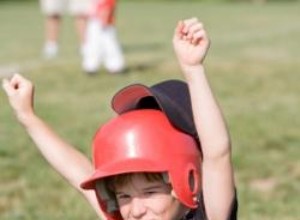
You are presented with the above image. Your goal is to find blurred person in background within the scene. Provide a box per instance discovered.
[82,0,125,75]
[40,0,93,59]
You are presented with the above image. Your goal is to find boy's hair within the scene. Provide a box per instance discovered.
[105,172,165,192]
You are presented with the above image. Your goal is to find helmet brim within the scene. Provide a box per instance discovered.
[81,158,167,189]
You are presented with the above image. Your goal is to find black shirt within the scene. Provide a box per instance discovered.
[181,192,238,220]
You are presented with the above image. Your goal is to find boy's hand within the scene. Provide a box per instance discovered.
[173,17,210,70]
[2,73,35,123]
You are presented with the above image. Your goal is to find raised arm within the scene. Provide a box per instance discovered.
[2,74,105,219]
[173,18,235,220]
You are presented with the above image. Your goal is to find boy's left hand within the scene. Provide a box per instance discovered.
[173,17,210,69]
[2,73,35,123]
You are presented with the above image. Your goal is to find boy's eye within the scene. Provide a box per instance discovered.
[144,191,157,196]
[116,194,131,200]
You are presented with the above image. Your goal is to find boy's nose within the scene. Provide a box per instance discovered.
[130,197,147,218]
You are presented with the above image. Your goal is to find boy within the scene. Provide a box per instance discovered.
[3,18,237,219]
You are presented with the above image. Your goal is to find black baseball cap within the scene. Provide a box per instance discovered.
[111,79,198,139]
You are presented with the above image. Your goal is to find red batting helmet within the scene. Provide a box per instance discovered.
[81,110,201,220]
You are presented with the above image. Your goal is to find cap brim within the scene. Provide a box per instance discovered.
[80,159,167,190]
[111,84,155,114]
[111,80,198,138]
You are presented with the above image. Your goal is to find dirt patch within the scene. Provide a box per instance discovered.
[250,177,277,193]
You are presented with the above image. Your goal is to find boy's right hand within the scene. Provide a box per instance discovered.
[2,73,35,124]
[173,17,210,73]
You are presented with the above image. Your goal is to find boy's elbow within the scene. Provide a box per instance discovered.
[202,137,232,161]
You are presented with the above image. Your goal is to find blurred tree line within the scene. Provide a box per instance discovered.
[0,0,299,2]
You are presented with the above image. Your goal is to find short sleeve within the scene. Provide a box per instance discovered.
[182,190,238,220]
[227,190,238,220]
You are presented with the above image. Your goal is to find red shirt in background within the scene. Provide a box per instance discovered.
[94,0,116,26]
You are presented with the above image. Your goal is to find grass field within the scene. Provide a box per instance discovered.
[0,1,300,219]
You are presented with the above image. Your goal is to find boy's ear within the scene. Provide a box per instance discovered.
[171,189,179,199]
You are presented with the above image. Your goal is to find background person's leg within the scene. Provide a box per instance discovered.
[43,15,61,59]
[39,0,65,59]
[74,15,88,55]
[102,26,125,74]
[69,0,93,55]
[81,19,104,75]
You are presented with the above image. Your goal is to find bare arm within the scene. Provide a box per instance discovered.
[2,74,105,219]
[173,18,235,220]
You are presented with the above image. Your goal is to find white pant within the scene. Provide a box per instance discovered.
[40,0,93,16]
[82,19,125,73]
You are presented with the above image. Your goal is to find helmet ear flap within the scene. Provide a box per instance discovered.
[169,163,200,208]
[187,167,200,196]
[185,164,200,207]
[95,181,119,213]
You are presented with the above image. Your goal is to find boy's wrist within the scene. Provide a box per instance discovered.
[17,111,37,128]
[180,64,205,80]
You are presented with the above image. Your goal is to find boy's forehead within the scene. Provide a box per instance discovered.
[113,173,168,190]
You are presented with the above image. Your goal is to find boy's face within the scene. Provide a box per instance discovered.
[114,174,188,220]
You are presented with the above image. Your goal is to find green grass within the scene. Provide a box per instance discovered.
[1,1,300,219]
